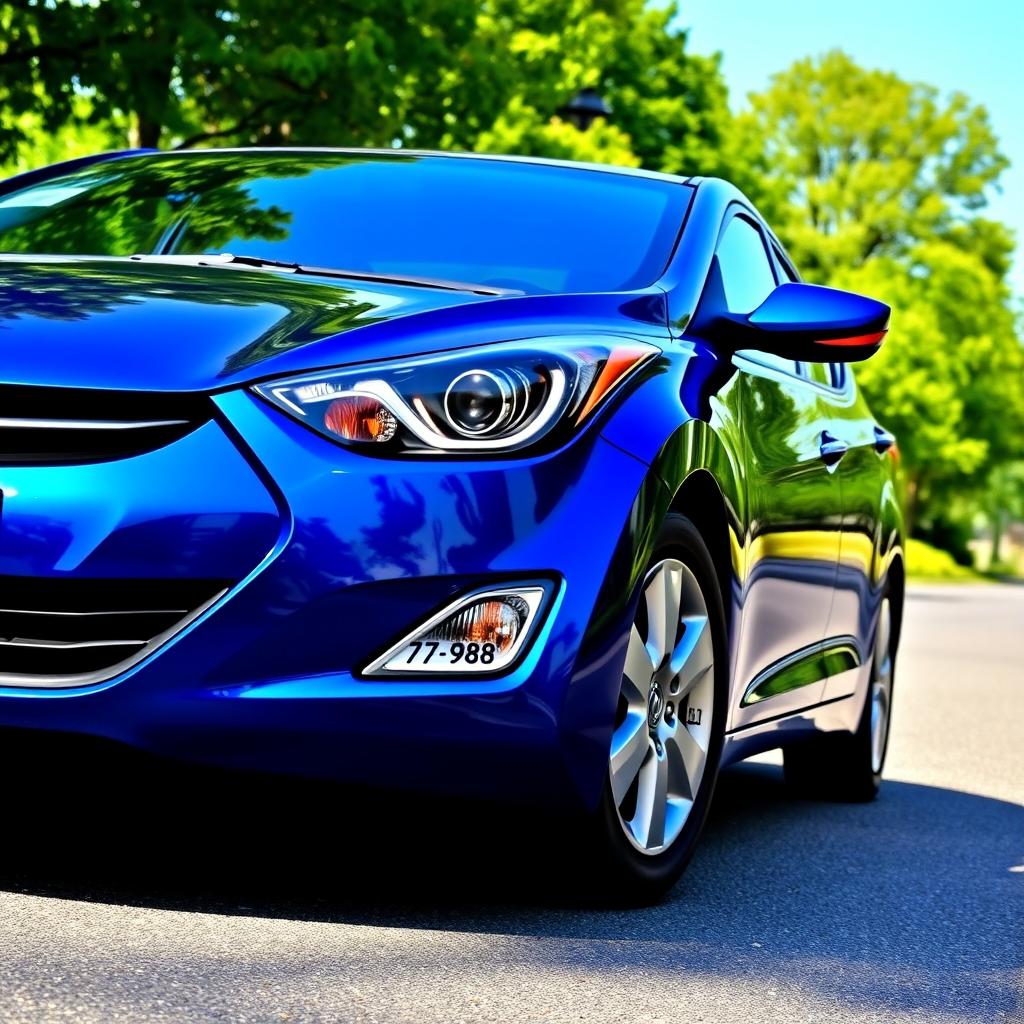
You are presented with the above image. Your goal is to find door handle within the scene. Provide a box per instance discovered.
[819,431,849,467]
[873,425,896,453]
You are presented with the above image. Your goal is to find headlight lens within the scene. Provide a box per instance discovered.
[253,337,658,455]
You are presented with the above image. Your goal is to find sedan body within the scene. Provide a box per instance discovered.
[0,150,902,892]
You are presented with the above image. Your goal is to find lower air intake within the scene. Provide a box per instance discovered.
[0,576,229,687]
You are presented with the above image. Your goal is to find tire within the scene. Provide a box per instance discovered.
[584,512,729,902]
[783,590,896,802]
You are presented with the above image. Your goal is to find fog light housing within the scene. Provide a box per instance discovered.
[362,586,547,675]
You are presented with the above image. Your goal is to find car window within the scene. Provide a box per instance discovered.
[771,243,799,283]
[802,361,833,386]
[0,152,691,295]
[716,217,777,314]
[719,217,799,376]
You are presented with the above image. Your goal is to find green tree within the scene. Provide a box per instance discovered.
[1,0,742,179]
[745,51,1024,537]
[742,50,1009,281]
[1,0,226,154]
[416,0,745,177]
[0,0,477,155]
[834,245,1023,531]
[983,462,1024,569]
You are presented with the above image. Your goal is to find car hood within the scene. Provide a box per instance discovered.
[0,257,668,392]
[0,256,521,392]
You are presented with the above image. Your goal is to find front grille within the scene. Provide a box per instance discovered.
[0,384,212,464]
[0,576,230,686]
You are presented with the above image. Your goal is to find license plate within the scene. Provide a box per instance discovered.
[394,639,499,671]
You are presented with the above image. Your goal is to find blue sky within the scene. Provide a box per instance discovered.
[677,0,1024,295]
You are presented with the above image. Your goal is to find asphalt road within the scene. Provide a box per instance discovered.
[0,583,1021,1023]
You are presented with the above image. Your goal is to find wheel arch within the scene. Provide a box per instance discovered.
[559,416,744,811]
[667,468,735,634]
[886,551,905,654]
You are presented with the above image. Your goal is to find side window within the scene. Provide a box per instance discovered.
[771,244,799,283]
[802,361,833,387]
[716,217,777,314]
[717,217,798,375]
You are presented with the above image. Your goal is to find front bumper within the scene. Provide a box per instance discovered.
[0,390,651,808]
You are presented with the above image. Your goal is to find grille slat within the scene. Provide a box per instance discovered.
[0,385,211,464]
[0,576,229,685]
[0,638,148,648]
[0,608,186,643]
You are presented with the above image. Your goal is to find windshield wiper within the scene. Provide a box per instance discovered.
[128,252,521,297]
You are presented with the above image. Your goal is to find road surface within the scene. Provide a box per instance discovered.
[1,583,1021,1023]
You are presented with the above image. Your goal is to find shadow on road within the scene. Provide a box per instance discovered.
[2,735,1021,1019]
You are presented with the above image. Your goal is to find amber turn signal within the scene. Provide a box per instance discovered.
[324,395,398,443]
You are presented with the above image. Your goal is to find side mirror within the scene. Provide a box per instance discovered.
[707,282,890,363]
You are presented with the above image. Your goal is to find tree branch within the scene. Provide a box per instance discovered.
[173,102,275,150]
[0,33,133,66]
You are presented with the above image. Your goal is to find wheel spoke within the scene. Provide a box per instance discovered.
[670,614,713,698]
[871,598,893,773]
[874,600,891,673]
[644,561,682,668]
[624,623,656,696]
[630,748,668,849]
[666,722,707,800]
[609,714,650,805]
[874,680,890,714]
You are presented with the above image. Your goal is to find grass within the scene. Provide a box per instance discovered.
[905,537,984,582]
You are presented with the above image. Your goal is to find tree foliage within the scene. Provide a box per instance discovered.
[742,50,1010,280]
[0,0,478,152]
[414,0,745,177]
[0,0,743,177]
[746,51,1023,536]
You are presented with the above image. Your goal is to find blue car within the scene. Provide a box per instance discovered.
[0,149,902,896]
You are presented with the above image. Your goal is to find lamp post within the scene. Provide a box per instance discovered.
[559,87,612,131]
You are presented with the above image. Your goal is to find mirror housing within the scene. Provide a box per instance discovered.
[706,282,890,363]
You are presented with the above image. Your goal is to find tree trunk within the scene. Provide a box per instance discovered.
[989,510,1004,567]
[904,472,923,538]
[134,115,163,149]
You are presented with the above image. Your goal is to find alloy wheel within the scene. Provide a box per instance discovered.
[609,558,715,855]
[870,597,893,774]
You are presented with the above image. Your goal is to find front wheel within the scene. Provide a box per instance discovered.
[585,513,728,901]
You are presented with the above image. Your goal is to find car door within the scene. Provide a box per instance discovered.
[813,363,892,702]
[714,216,845,730]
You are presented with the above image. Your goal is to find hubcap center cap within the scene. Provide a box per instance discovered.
[647,680,665,729]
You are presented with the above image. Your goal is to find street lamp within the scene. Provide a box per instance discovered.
[559,87,612,131]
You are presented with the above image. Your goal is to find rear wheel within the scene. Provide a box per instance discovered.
[784,594,895,801]
[586,514,728,901]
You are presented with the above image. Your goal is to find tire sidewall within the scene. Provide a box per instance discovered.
[596,512,730,894]
[863,584,897,790]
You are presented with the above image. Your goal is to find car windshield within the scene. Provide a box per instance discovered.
[0,151,689,294]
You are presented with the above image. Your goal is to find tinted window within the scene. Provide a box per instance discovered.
[802,361,834,386]
[801,360,844,388]
[772,244,799,283]
[719,217,798,375]
[0,153,689,294]
[716,217,777,314]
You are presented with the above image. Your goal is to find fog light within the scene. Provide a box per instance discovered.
[363,587,546,675]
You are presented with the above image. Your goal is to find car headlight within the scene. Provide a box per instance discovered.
[253,337,658,455]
